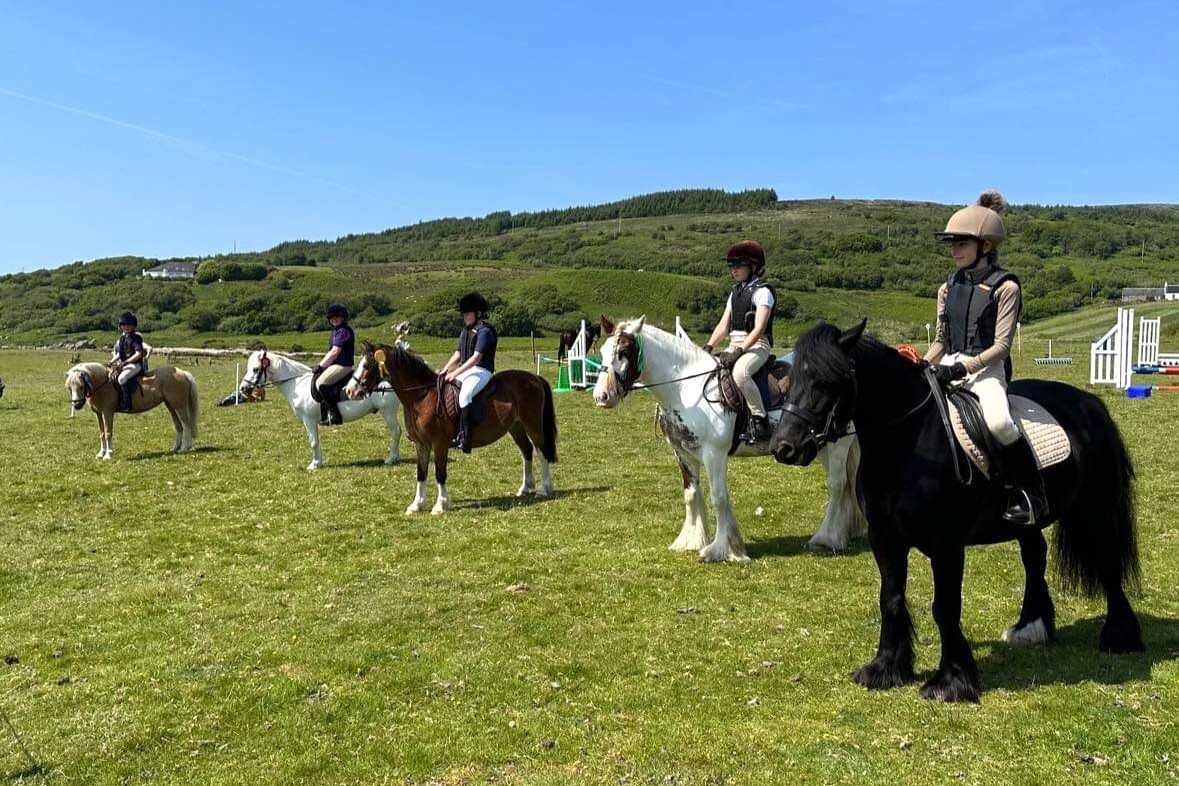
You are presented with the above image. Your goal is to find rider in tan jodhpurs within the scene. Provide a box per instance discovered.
[924,191,1048,527]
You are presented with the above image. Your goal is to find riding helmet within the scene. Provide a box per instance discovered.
[725,240,766,277]
[458,292,491,315]
[118,311,138,327]
[325,302,349,320]
[935,191,1007,247]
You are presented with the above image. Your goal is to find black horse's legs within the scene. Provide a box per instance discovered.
[432,445,451,513]
[920,547,980,702]
[854,527,916,689]
[1002,530,1056,646]
[1098,576,1145,654]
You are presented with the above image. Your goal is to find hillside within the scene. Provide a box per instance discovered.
[2,189,1178,349]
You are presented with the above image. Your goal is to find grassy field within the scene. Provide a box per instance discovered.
[0,342,1177,785]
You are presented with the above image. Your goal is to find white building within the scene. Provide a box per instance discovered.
[142,262,197,280]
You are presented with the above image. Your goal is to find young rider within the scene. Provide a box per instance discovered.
[703,240,776,443]
[440,292,498,453]
[313,303,354,425]
[111,311,147,411]
[924,191,1047,526]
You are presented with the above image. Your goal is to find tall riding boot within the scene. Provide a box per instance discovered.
[119,381,135,412]
[998,436,1050,527]
[452,407,473,453]
[742,414,769,444]
[325,386,343,426]
[319,399,331,426]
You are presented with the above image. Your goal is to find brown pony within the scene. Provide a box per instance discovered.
[347,340,557,514]
[65,362,199,459]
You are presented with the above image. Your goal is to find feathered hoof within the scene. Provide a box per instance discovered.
[1099,617,1146,654]
[384,456,399,465]
[1001,618,1050,647]
[853,656,915,690]
[697,541,750,563]
[919,665,980,703]
[516,486,535,498]
[806,535,849,554]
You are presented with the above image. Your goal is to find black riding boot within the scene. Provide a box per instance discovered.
[452,407,473,453]
[741,414,769,444]
[998,436,1050,527]
[119,381,135,412]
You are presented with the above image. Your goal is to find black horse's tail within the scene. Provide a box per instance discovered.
[1053,394,1140,597]
[540,377,558,464]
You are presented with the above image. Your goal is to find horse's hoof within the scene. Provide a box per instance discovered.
[1001,619,1049,647]
[919,666,980,703]
[537,487,553,498]
[384,457,398,465]
[698,543,750,563]
[306,463,321,472]
[431,507,447,516]
[853,657,915,690]
[516,487,534,497]
[405,503,423,514]
[1099,617,1146,654]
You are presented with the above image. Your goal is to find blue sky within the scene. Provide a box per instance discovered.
[1,1,1177,273]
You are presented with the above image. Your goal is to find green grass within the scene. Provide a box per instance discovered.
[0,346,1177,785]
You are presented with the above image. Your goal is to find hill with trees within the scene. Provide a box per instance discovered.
[2,188,1177,348]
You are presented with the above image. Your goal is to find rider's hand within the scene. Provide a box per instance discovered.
[716,348,744,369]
[312,365,324,374]
[933,362,967,387]
[702,344,714,355]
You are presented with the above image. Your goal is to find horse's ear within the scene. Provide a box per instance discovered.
[634,315,646,332]
[839,319,867,351]
[600,315,615,335]
[362,339,374,352]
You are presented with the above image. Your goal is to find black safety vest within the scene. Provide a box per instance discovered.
[459,322,498,371]
[943,264,1020,356]
[729,280,775,345]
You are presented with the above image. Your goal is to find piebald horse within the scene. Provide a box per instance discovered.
[347,341,557,514]
[239,349,402,471]
[65,362,199,459]
[593,317,865,562]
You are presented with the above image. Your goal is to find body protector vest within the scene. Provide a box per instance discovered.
[943,264,1020,379]
[729,280,776,346]
[460,322,498,371]
[117,333,148,374]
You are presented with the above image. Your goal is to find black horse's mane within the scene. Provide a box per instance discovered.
[794,322,922,386]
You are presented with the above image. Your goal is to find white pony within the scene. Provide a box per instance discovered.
[593,317,866,562]
[239,350,401,470]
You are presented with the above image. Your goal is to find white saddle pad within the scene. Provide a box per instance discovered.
[949,394,1071,478]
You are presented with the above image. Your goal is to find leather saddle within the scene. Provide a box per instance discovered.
[309,368,346,404]
[945,388,1071,479]
[438,378,497,427]
[715,355,793,454]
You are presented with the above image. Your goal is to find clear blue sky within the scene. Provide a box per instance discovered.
[2,1,1177,274]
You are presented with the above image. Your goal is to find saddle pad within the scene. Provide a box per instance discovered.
[949,395,1071,478]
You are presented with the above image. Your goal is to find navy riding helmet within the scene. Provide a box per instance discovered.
[326,303,349,320]
[118,311,138,328]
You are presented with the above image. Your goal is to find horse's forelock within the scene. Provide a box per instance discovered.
[795,323,854,385]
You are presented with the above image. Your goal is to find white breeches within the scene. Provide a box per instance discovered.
[117,364,142,384]
[456,366,492,408]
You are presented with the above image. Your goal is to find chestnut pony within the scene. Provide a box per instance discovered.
[347,340,557,514]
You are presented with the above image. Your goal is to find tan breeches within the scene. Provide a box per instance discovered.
[728,336,772,417]
[942,352,1021,446]
[316,364,353,390]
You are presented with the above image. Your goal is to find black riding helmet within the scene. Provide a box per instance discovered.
[457,292,491,316]
[118,311,138,328]
[325,302,349,320]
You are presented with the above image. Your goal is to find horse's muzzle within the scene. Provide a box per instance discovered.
[71,399,86,411]
[770,436,815,467]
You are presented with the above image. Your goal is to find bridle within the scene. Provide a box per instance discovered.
[241,350,306,391]
[779,368,858,451]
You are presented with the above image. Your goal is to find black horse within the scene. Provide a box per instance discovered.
[556,323,601,363]
[770,321,1143,702]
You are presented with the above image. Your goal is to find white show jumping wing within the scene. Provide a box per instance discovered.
[240,350,401,471]
[593,318,866,561]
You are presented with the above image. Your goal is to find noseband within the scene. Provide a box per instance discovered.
[607,334,644,397]
[780,367,857,451]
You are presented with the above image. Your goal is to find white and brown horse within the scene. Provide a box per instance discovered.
[65,362,199,459]
[593,317,865,562]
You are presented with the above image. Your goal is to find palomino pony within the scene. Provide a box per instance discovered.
[346,341,557,514]
[592,317,865,563]
[770,321,1144,702]
[65,362,199,459]
[239,349,402,471]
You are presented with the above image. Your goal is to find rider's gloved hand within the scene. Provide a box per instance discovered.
[313,365,324,374]
[702,344,714,355]
[716,347,744,369]
[933,362,967,387]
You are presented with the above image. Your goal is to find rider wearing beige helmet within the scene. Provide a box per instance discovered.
[925,191,1047,526]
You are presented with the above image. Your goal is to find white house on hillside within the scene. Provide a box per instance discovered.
[142,262,197,280]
